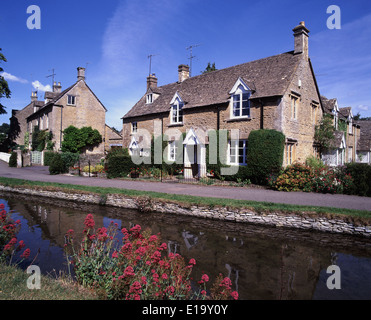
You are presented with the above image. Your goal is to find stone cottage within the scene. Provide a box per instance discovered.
[320,96,360,166]
[13,67,120,155]
[122,22,323,178]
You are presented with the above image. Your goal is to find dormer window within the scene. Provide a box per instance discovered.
[170,92,184,124]
[146,93,153,104]
[229,78,251,119]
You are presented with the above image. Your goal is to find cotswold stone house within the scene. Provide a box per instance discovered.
[320,96,360,166]
[13,67,120,154]
[122,22,323,178]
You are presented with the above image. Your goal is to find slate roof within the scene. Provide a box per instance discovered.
[123,51,302,119]
[356,120,371,151]
[320,96,337,114]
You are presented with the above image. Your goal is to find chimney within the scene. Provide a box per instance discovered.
[53,81,62,93]
[293,21,310,60]
[178,64,190,83]
[77,67,86,81]
[147,74,158,91]
[31,91,38,102]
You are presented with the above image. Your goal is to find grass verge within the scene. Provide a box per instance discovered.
[0,176,370,221]
[0,263,97,300]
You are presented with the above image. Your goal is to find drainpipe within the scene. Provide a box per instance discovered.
[59,105,63,151]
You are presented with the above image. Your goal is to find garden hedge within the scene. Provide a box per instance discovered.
[245,129,285,184]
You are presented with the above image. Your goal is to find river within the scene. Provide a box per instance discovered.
[1,191,371,300]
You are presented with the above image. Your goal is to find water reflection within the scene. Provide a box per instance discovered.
[2,191,371,300]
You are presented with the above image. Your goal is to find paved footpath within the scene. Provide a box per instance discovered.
[0,161,370,211]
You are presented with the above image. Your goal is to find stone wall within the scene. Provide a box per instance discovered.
[1,185,370,238]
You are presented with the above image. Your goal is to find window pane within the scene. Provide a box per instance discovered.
[230,155,236,163]
[242,100,250,116]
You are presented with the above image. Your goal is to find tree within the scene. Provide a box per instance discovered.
[0,48,11,115]
[61,125,102,153]
[314,113,336,156]
[202,62,217,74]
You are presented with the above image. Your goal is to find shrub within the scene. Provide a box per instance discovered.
[8,152,17,167]
[43,151,57,166]
[274,163,313,192]
[60,152,79,169]
[344,163,371,196]
[64,214,238,300]
[49,153,68,175]
[106,154,134,178]
[245,129,285,185]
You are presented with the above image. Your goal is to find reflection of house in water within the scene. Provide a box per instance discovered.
[182,230,201,250]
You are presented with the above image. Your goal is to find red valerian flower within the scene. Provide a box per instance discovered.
[84,214,95,229]
[231,291,239,300]
[21,248,30,259]
[189,258,196,266]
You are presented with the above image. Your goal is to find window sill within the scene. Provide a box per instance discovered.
[226,117,251,123]
[168,123,184,127]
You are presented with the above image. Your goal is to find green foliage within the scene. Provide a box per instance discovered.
[344,163,371,197]
[245,129,285,184]
[202,62,217,74]
[61,125,102,153]
[49,153,68,175]
[0,48,11,115]
[315,114,336,155]
[106,154,134,178]
[43,151,57,166]
[8,152,17,167]
[305,155,325,170]
[60,152,79,168]
[31,126,53,151]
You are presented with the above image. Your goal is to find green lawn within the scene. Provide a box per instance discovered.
[0,176,370,221]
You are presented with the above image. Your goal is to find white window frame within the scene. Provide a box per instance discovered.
[168,141,177,162]
[146,93,153,104]
[67,95,76,106]
[229,78,251,119]
[170,93,184,125]
[229,139,248,165]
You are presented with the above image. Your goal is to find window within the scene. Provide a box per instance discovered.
[285,143,296,165]
[146,93,153,104]
[348,119,353,134]
[229,140,248,165]
[46,114,49,129]
[168,141,177,162]
[348,146,353,162]
[131,122,137,133]
[67,95,76,105]
[171,100,183,124]
[232,93,250,118]
[311,103,319,125]
[291,95,299,119]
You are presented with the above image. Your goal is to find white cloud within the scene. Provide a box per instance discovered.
[357,105,369,111]
[0,72,28,84]
[32,80,52,92]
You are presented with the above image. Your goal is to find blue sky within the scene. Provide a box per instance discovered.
[1,0,371,130]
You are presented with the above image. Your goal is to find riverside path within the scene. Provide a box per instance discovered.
[0,161,370,211]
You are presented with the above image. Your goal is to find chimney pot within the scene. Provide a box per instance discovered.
[53,81,62,93]
[31,91,38,102]
[178,64,190,82]
[77,67,86,81]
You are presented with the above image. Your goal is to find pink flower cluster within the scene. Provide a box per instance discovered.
[65,214,239,301]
